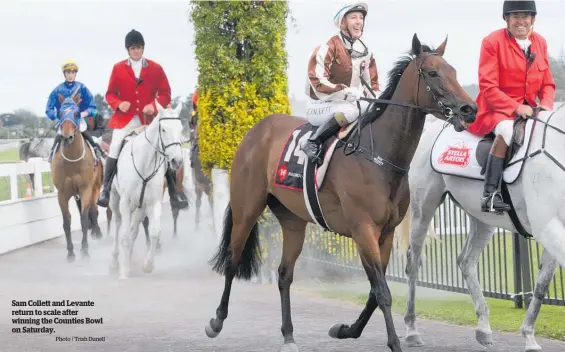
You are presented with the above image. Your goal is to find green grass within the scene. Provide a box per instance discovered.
[307,282,565,341]
[0,148,19,161]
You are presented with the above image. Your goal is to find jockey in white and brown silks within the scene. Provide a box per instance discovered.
[303,2,379,165]
[466,0,556,214]
[96,29,188,210]
[45,60,106,162]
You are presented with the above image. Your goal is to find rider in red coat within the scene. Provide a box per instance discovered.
[467,0,555,214]
[97,29,188,210]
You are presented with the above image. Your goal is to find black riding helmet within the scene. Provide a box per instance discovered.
[503,0,537,20]
[125,29,145,49]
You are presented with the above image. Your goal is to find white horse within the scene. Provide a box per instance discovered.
[401,106,565,352]
[108,101,184,279]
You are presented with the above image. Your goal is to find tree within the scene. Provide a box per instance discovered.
[549,54,565,101]
[94,93,111,119]
[189,0,291,175]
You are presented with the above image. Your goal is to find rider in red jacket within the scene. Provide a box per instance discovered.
[467,0,555,214]
[97,29,188,210]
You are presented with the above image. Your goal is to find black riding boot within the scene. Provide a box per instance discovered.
[48,134,63,162]
[97,157,117,208]
[303,113,345,165]
[481,136,511,214]
[81,131,106,160]
[166,168,189,210]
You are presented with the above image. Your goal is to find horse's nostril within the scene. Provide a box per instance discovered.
[460,104,476,115]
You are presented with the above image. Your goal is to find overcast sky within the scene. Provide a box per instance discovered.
[0,0,563,116]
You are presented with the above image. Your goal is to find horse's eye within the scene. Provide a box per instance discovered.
[428,71,438,77]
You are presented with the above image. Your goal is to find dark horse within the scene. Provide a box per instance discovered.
[204,34,477,352]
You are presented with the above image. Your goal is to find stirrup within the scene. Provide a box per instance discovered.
[481,192,509,215]
[304,141,323,165]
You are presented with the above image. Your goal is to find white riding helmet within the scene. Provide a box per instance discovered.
[334,2,368,29]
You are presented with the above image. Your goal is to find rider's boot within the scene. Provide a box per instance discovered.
[481,135,511,214]
[81,131,107,160]
[166,168,189,210]
[303,112,347,165]
[48,134,63,162]
[97,157,117,208]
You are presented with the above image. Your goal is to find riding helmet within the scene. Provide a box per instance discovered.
[503,1,536,20]
[125,29,145,49]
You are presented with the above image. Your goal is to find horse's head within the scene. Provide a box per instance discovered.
[408,34,477,132]
[57,93,82,146]
[154,101,184,171]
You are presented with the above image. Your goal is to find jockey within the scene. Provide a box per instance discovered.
[96,29,189,210]
[45,60,106,162]
[466,0,555,214]
[303,2,379,165]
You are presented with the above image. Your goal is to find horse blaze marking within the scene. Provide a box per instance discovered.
[85,318,103,324]
[437,143,471,167]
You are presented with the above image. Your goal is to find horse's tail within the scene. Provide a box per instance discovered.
[210,203,262,280]
[18,141,30,161]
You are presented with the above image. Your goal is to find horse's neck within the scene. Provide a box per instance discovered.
[362,91,427,173]
[132,119,164,177]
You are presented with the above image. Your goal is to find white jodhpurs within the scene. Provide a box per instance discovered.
[493,119,514,146]
[305,98,370,126]
[108,115,142,159]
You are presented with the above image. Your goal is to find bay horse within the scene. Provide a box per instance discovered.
[204,34,477,352]
[51,94,103,262]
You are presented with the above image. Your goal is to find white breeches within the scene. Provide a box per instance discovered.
[494,119,514,146]
[108,115,142,159]
[305,98,370,126]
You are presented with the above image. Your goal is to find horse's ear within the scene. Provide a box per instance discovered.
[412,33,422,56]
[155,99,165,116]
[73,93,82,105]
[58,93,65,104]
[436,35,448,56]
[174,102,183,116]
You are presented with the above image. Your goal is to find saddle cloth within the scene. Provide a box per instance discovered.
[430,118,535,184]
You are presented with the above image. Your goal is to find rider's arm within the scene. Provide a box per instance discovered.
[151,64,172,112]
[478,38,521,116]
[307,41,348,101]
[45,88,59,121]
[538,42,556,110]
[81,85,98,118]
[105,64,122,112]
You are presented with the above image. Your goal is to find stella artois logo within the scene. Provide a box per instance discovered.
[437,142,471,167]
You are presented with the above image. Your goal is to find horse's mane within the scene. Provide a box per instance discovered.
[370,44,438,122]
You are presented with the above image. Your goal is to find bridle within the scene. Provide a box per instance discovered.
[343,52,464,175]
[130,116,182,207]
[58,114,86,163]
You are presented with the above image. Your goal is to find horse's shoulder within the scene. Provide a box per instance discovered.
[133,125,148,134]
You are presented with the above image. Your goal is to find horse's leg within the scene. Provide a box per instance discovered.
[78,188,94,259]
[455,217,496,347]
[269,202,307,352]
[109,194,121,273]
[520,249,558,352]
[58,192,74,262]
[172,206,179,237]
[90,180,102,239]
[205,201,266,339]
[404,171,446,346]
[118,198,134,279]
[143,202,162,273]
[329,221,401,352]
[194,185,202,229]
[142,216,150,248]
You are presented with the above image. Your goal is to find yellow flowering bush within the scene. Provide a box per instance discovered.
[189,1,291,175]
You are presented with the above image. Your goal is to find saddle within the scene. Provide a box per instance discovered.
[117,125,149,155]
[476,117,527,174]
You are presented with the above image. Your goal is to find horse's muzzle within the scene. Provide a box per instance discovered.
[169,157,183,171]
[62,134,74,147]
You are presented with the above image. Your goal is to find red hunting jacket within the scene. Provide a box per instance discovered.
[467,28,555,136]
[105,58,171,129]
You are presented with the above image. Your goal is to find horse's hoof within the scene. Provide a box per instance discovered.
[525,344,542,352]
[328,323,348,339]
[280,343,299,352]
[67,254,76,263]
[475,330,493,347]
[205,320,221,338]
[405,333,425,347]
[142,261,154,273]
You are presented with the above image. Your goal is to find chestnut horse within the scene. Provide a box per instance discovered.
[204,34,477,352]
[51,94,103,262]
